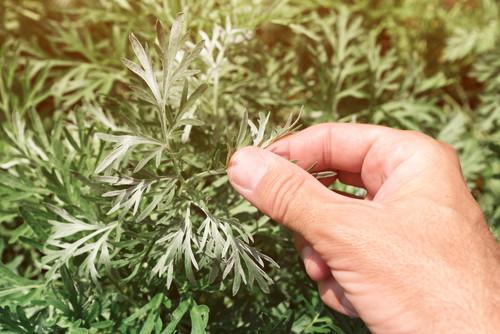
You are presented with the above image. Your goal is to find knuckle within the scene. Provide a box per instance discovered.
[403,129,431,142]
[438,141,460,162]
[439,141,456,154]
[403,130,447,158]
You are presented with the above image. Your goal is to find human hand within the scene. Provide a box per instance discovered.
[227,123,499,334]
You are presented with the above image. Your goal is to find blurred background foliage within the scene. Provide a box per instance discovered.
[0,0,498,333]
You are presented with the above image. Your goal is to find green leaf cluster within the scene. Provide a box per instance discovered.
[0,0,498,332]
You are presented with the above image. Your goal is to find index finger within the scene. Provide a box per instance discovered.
[267,123,412,196]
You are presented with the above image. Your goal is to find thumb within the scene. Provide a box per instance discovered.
[227,146,348,237]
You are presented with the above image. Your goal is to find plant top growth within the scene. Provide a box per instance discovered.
[0,1,499,333]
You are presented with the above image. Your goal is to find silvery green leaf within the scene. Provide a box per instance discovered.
[102,189,125,198]
[236,110,248,147]
[261,107,302,148]
[43,223,117,279]
[136,190,166,222]
[165,13,184,79]
[222,257,234,280]
[134,147,164,173]
[255,112,270,145]
[198,217,211,250]
[95,143,129,174]
[95,134,161,174]
[121,57,146,80]
[94,175,138,185]
[177,83,208,120]
[128,33,162,105]
[27,138,48,161]
[79,229,113,282]
[247,119,258,143]
[48,220,99,239]
[165,262,174,288]
[183,207,199,270]
[232,257,244,295]
[100,240,111,271]
[96,133,160,145]
[47,204,87,225]
[155,147,162,167]
[126,33,151,65]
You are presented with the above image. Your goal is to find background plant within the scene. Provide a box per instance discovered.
[0,0,498,333]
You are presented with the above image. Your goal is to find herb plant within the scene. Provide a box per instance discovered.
[0,1,498,333]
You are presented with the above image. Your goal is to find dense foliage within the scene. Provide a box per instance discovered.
[0,1,498,333]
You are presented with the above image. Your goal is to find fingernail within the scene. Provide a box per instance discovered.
[268,140,289,159]
[227,148,269,192]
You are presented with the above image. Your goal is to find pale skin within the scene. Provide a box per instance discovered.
[226,123,500,334]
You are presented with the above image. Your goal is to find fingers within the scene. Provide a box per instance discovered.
[318,277,358,317]
[294,234,357,317]
[294,234,331,281]
[303,246,331,281]
[268,123,426,197]
[227,146,362,238]
[268,122,385,173]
